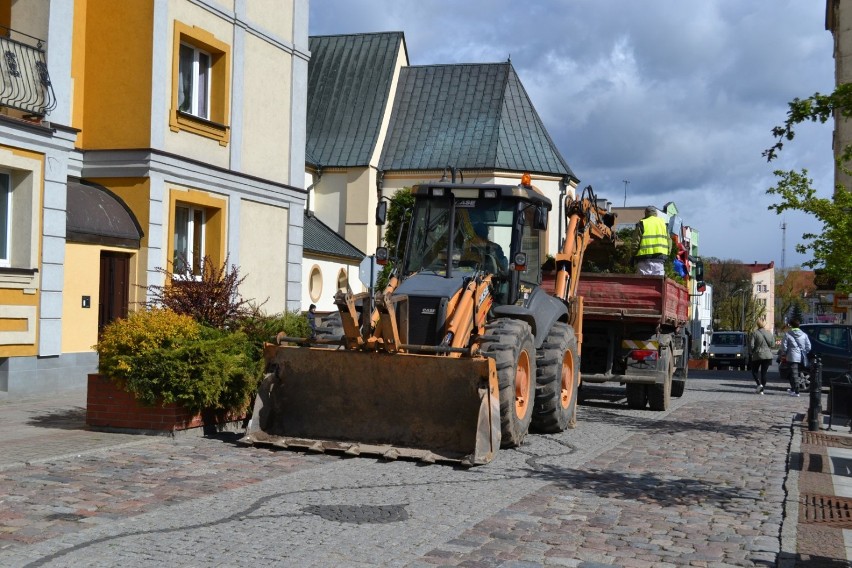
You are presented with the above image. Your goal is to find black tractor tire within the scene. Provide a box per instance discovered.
[648,349,674,411]
[480,318,536,447]
[671,379,686,398]
[626,383,647,409]
[532,322,579,433]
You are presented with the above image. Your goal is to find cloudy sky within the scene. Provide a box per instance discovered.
[309,0,835,270]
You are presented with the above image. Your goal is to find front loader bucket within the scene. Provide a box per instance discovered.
[241,346,500,466]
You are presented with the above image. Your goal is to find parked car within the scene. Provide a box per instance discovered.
[800,324,852,382]
[708,331,750,370]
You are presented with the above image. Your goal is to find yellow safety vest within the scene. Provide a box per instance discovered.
[636,216,670,259]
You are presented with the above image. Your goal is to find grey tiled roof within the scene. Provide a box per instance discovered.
[379,62,575,179]
[307,32,405,168]
[303,212,364,261]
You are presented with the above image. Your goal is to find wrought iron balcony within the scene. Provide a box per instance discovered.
[0,26,56,118]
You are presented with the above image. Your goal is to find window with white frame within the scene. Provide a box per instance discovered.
[178,43,211,120]
[0,172,9,267]
[173,204,205,276]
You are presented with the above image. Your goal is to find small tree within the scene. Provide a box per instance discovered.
[775,267,815,330]
[146,255,254,329]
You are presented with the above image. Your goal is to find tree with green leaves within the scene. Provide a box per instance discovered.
[703,257,765,331]
[765,85,852,292]
[376,188,415,289]
[774,267,815,330]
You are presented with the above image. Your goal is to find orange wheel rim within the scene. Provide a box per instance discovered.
[514,350,531,419]
[560,349,576,409]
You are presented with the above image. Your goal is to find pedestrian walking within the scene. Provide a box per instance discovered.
[780,318,811,397]
[749,319,774,394]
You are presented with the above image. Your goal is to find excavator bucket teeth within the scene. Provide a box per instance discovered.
[241,347,500,466]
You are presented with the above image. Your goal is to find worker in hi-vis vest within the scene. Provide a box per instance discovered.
[633,206,670,276]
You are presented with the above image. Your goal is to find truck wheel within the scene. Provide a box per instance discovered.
[648,350,673,411]
[532,322,579,433]
[671,379,686,398]
[626,383,647,409]
[481,319,536,447]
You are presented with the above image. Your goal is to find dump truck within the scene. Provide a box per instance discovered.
[576,273,692,410]
[541,231,705,410]
[241,174,614,466]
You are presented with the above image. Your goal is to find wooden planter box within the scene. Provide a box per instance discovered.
[687,359,709,370]
[86,374,243,433]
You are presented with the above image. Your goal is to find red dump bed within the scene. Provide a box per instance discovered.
[576,273,688,327]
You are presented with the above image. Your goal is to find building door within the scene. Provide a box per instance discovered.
[98,252,130,334]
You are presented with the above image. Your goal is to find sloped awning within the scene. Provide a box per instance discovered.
[66,178,143,249]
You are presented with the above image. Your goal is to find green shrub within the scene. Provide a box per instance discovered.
[122,328,256,412]
[237,308,312,359]
[96,308,201,379]
[95,309,255,413]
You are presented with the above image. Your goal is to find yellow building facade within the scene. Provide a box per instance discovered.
[0,0,308,398]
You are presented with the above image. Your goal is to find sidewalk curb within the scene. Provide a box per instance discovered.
[777,412,803,568]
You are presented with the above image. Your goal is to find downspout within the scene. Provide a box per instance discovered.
[376,169,384,249]
[558,177,568,251]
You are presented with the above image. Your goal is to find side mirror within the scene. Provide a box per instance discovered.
[534,206,548,231]
[376,201,388,226]
[694,259,705,282]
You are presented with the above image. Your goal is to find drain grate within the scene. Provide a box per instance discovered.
[800,494,852,527]
[302,504,409,524]
[802,431,852,447]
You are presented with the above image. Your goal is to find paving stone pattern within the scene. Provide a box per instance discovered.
[0,376,816,567]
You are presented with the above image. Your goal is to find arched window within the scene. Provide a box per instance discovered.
[309,265,322,302]
[337,269,349,291]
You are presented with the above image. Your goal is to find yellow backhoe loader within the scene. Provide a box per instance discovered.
[241,174,614,465]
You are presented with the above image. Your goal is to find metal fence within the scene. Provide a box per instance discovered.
[0,26,56,117]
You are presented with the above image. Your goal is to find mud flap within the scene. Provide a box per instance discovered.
[242,346,501,466]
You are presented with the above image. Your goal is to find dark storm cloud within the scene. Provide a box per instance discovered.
[309,0,834,266]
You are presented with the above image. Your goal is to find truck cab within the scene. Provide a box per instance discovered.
[708,331,750,370]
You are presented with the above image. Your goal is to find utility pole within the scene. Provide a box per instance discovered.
[623,180,630,207]
[780,218,786,270]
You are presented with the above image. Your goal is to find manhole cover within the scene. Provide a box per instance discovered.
[302,504,408,524]
[800,493,852,527]
[45,513,86,522]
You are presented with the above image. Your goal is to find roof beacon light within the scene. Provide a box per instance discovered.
[521,173,532,187]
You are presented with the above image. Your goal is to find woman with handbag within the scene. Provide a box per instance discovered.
[780,318,812,397]
[750,320,775,394]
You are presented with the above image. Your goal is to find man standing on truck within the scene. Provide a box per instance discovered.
[633,206,670,276]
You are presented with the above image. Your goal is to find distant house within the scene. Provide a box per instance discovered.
[302,211,364,312]
[304,32,578,307]
[746,262,776,334]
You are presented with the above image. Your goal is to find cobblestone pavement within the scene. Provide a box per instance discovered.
[0,372,825,567]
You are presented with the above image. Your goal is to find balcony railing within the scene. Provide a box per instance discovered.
[0,26,56,118]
